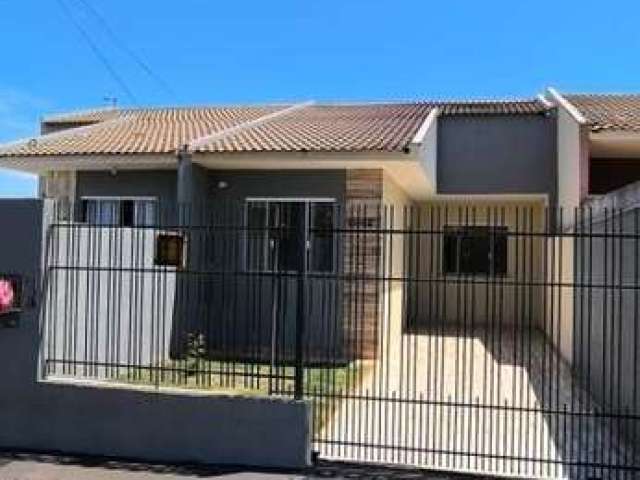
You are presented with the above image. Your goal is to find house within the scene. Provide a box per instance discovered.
[1,90,640,474]
[0,90,638,367]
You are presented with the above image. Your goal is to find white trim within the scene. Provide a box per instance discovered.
[536,93,553,109]
[546,88,587,124]
[245,196,336,203]
[0,154,176,173]
[410,108,439,146]
[189,101,315,150]
[80,195,158,202]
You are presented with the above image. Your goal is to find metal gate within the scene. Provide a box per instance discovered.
[305,205,640,479]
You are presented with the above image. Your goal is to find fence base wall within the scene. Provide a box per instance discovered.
[0,199,311,470]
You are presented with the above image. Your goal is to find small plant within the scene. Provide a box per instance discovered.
[185,332,207,377]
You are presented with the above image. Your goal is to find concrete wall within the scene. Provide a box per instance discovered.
[437,115,557,204]
[0,199,311,468]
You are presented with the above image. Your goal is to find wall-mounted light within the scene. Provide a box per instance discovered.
[217,180,229,190]
[110,167,118,176]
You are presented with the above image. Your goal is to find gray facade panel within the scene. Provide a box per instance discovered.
[207,170,346,203]
[76,170,177,205]
[437,115,557,202]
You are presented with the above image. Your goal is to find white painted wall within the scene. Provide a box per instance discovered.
[43,226,176,379]
[557,105,583,211]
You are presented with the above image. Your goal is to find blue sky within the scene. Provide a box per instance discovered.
[1,0,639,197]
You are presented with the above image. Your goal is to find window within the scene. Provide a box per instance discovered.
[81,197,157,227]
[246,199,336,273]
[443,226,508,276]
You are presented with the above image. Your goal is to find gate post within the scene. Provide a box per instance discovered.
[294,213,308,400]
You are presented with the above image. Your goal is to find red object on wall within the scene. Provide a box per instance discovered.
[0,276,20,314]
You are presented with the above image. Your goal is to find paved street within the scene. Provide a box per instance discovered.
[0,452,480,480]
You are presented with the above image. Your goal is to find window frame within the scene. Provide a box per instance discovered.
[80,196,158,227]
[243,197,338,274]
[442,224,508,277]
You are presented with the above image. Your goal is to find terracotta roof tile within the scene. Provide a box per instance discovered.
[565,94,640,132]
[1,107,281,157]
[432,100,547,116]
[196,103,433,153]
[0,99,549,158]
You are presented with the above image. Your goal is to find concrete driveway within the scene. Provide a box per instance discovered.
[315,323,637,478]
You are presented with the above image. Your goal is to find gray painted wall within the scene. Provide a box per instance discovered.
[437,115,557,203]
[0,199,311,468]
[207,170,346,204]
[76,170,177,206]
[168,170,347,363]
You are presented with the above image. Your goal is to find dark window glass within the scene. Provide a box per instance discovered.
[245,201,336,273]
[82,199,156,227]
[246,203,267,271]
[443,226,508,276]
[270,202,305,272]
[310,203,335,273]
[120,200,135,227]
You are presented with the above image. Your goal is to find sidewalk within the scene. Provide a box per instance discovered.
[0,451,474,480]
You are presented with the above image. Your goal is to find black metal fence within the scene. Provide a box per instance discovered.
[40,200,640,478]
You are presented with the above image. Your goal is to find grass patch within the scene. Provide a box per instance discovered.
[109,358,373,430]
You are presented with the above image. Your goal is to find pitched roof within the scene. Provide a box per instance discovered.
[564,94,640,132]
[2,106,282,157]
[195,103,433,153]
[0,99,548,158]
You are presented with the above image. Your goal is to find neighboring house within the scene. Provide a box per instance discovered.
[0,90,638,367]
[547,90,640,209]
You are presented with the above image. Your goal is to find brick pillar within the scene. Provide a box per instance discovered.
[343,169,383,360]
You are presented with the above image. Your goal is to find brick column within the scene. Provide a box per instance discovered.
[343,169,383,360]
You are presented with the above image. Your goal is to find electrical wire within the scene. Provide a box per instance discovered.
[72,0,176,98]
[54,0,138,105]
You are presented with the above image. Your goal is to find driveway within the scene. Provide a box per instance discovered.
[315,320,638,478]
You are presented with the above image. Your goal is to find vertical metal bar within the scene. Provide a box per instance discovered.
[294,200,308,400]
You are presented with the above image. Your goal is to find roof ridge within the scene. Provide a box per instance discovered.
[44,102,299,120]
[564,92,640,98]
[189,101,315,151]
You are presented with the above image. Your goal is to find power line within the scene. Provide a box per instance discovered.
[72,0,176,98]
[54,0,138,105]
